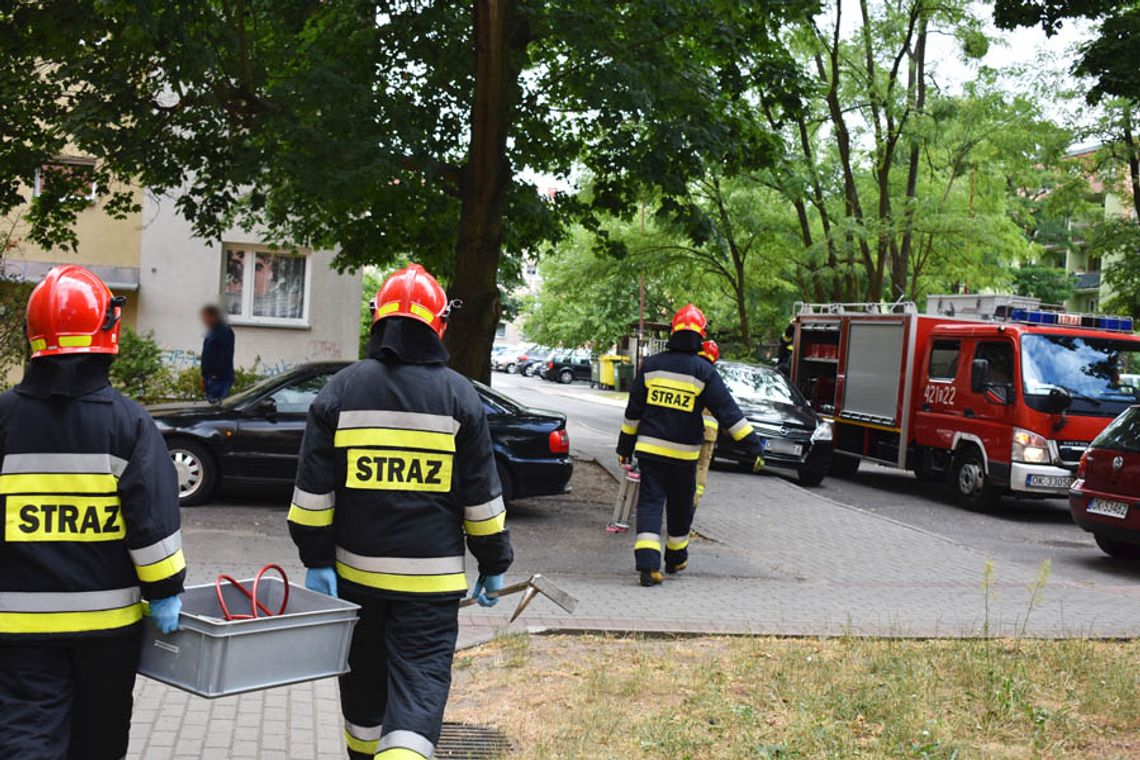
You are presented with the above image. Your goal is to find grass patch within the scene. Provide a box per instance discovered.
[446,635,1140,759]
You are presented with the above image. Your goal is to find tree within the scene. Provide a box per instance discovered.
[1,0,812,381]
[1012,265,1077,304]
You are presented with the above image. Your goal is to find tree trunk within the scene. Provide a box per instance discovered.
[446,0,523,382]
[894,15,928,300]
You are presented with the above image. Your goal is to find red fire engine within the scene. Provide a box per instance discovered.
[791,295,1140,510]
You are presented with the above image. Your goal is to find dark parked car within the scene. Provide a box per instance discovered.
[541,351,593,384]
[712,361,833,486]
[1070,405,1140,559]
[517,347,552,377]
[149,362,573,506]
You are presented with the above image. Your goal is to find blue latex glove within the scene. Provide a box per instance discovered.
[305,567,338,598]
[471,573,505,608]
[149,596,182,635]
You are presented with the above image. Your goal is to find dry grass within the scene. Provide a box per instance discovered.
[446,634,1140,759]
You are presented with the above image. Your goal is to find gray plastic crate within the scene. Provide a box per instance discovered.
[138,577,359,698]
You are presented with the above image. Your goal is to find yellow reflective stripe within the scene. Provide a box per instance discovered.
[408,303,435,323]
[58,335,93,348]
[135,548,186,583]
[695,484,705,495]
[635,532,661,552]
[0,604,142,634]
[376,301,401,316]
[375,749,428,760]
[464,511,506,537]
[0,473,117,494]
[646,378,702,395]
[345,732,380,755]
[29,338,47,352]
[620,423,638,436]
[333,428,456,452]
[288,503,335,527]
[673,322,704,333]
[703,416,719,429]
[666,535,690,551]
[729,420,755,442]
[635,441,700,461]
[335,562,468,594]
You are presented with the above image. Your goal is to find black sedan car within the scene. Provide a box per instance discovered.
[148,362,573,506]
[713,361,833,486]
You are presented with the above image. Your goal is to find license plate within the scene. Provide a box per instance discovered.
[762,438,802,457]
[1026,474,1072,490]
[1088,498,1130,519]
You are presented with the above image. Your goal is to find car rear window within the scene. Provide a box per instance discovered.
[1092,407,1140,453]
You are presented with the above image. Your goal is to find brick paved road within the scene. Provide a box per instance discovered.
[126,373,1140,758]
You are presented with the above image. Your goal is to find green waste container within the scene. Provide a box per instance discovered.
[590,358,602,387]
[615,361,634,392]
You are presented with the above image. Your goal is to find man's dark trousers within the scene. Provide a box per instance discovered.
[340,589,459,759]
[0,630,141,760]
[634,457,698,571]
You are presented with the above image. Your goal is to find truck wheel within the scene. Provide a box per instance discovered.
[951,448,1000,511]
[1094,534,1140,560]
[830,454,860,478]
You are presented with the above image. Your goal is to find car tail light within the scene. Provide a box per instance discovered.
[547,361,554,369]
[549,428,570,454]
[1077,450,1089,480]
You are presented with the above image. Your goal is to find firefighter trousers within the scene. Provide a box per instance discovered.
[0,629,141,760]
[340,590,459,759]
[634,457,698,572]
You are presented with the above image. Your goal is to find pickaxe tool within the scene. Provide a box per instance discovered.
[460,574,578,623]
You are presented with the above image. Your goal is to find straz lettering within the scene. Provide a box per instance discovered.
[5,496,124,542]
[346,448,453,492]
[647,385,696,412]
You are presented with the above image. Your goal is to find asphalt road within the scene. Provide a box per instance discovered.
[490,371,1140,590]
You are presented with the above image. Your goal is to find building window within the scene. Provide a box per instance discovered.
[223,245,310,327]
[495,323,507,338]
[33,159,97,202]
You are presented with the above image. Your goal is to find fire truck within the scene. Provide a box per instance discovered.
[790,294,1140,510]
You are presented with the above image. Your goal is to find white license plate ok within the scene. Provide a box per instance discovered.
[1088,499,1129,519]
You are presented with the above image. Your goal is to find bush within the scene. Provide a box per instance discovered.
[110,328,264,404]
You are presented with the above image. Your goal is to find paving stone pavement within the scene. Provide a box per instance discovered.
[127,447,1140,757]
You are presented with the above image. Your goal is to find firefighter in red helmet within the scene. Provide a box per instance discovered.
[0,265,185,758]
[290,263,513,759]
[617,305,764,586]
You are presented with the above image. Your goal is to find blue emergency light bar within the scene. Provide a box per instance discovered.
[1006,307,1134,333]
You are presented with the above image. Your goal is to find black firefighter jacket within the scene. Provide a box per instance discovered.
[288,320,513,600]
[618,338,764,465]
[0,356,186,641]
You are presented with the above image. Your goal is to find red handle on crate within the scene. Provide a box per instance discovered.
[214,564,290,621]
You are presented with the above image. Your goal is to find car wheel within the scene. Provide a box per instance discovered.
[168,439,217,507]
[506,362,518,374]
[559,369,574,384]
[496,459,514,507]
[951,448,1000,511]
[1094,534,1140,560]
[830,453,860,478]
[797,468,826,487]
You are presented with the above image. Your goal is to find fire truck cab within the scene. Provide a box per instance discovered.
[791,295,1140,510]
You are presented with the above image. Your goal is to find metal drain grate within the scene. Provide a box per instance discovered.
[435,721,514,759]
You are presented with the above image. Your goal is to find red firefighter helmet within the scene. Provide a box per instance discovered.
[26,265,125,359]
[699,340,720,363]
[671,304,707,337]
[372,263,454,338]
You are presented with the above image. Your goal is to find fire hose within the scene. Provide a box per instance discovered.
[214,564,290,621]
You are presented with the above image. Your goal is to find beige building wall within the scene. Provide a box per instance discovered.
[136,191,362,374]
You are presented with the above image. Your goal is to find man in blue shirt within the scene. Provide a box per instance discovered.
[200,305,235,403]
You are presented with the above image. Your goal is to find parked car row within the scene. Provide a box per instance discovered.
[491,345,596,384]
[150,361,573,507]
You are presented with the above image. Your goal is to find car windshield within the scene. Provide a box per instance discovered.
[716,363,803,406]
[1021,334,1140,415]
[1092,407,1140,453]
[219,374,291,408]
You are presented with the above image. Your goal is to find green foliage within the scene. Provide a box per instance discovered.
[0,279,33,386]
[1097,221,1140,315]
[359,267,386,359]
[109,329,169,403]
[1012,266,1077,305]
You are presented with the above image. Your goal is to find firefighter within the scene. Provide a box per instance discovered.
[694,339,721,510]
[776,322,795,377]
[0,265,185,759]
[289,263,513,760]
[617,305,764,586]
